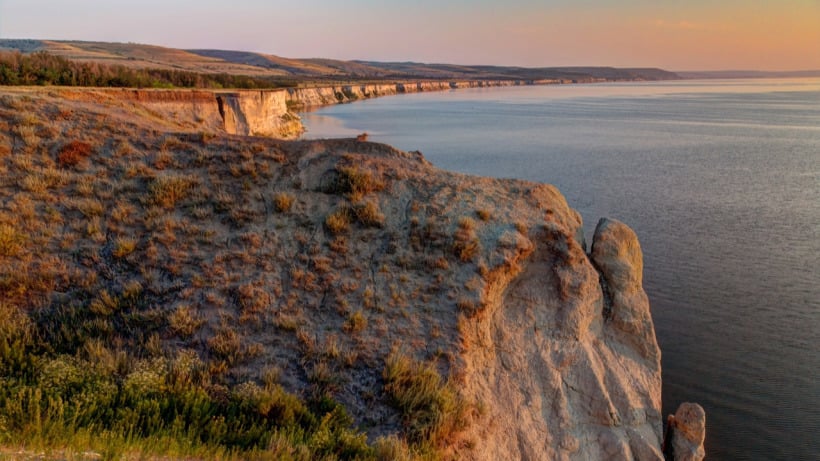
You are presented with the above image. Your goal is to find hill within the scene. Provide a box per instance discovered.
[0,39,680,83]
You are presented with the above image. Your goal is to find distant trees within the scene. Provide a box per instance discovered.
[0,51,294,89]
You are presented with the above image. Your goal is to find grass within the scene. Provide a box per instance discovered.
[383,350,470,449]
[0,92,488,460]
[57,141,93,168]
[325,208,351,234]
[328,165,385,201]
[273,191,296,212]
[147,173,199,208]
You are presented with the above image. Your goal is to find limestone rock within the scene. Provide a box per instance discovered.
[591,218,660,365]
[665,403,706,461]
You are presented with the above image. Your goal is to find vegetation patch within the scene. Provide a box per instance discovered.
[57,141,93,168]
[383,350,470,449]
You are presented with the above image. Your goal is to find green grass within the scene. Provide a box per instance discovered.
[0,304,375,460]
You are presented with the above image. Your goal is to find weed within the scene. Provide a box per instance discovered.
[476,209,492,221]
[325,208,351,234]
[273,192,295,212]
[57,141,93,168]
[148,174,198,208]
[383,350,470,447]
[343,310,367,334]
[168,304,204,338]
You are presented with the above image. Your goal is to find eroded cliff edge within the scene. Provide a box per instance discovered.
[34,80,550,140]
[0,90,703,459]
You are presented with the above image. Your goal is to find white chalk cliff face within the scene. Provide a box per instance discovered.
[456,215,664,460]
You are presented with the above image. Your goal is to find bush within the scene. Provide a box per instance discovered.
[329,166,385,201]
[57,141,93,168]
[352,201,385,228]
[325,208,351,234]
[273,192,295,213]
[147,174,198,208]
[383,351,469,447]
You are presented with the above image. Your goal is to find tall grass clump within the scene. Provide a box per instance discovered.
[383,350,470,450]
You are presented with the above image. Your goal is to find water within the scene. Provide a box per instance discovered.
[301,79,820,460]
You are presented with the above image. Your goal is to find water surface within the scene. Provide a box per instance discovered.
[302,79,820,460]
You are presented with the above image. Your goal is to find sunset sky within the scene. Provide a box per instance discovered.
[1,0,818,71]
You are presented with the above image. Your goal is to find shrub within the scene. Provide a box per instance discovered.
[168,304,204,338]
[352,200,385,227]
[343,310,367,334]
[383,350,470,447]
[57,141,93,168]
[330,165,385,200]
[273,192,295,212]
[325,208,351,234]
[148,174,198,208]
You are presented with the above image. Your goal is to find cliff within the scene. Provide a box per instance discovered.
[35,80,537,140]
[0,89,703,459]
[284,80,532,109]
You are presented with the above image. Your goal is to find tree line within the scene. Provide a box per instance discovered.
[0,51,296,89]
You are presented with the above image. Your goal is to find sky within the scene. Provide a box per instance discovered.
[1,0,819,71]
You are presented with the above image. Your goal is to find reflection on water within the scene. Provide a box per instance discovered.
[301,79,820,461]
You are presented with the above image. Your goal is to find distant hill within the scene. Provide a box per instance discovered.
[678,70,820,79]
[0,39,680,82]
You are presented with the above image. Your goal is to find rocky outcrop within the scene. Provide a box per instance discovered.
[455,212,665,460]
[216,91,302,138]
[664,403,706,461]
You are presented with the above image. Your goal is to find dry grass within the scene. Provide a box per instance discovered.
[325,208,351,234]
[147,173,199,208]
[57,140,93,168]
[273,191,295,212]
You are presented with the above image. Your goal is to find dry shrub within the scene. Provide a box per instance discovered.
[273,192,295,213]
[148,174,198,208]
[325,208,351,234]
[452,217,480,262]
[57,140,93,168]
[331,165,385,200]
[352,200,385,227]
[476,209,492,222]
[112,237,137,258]
[0,224,25,257]
[168,304,205,338]
[343,310,367,334]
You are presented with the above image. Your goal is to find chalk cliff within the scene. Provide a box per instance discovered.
[0,88,704,460]
[49,80,538,140]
